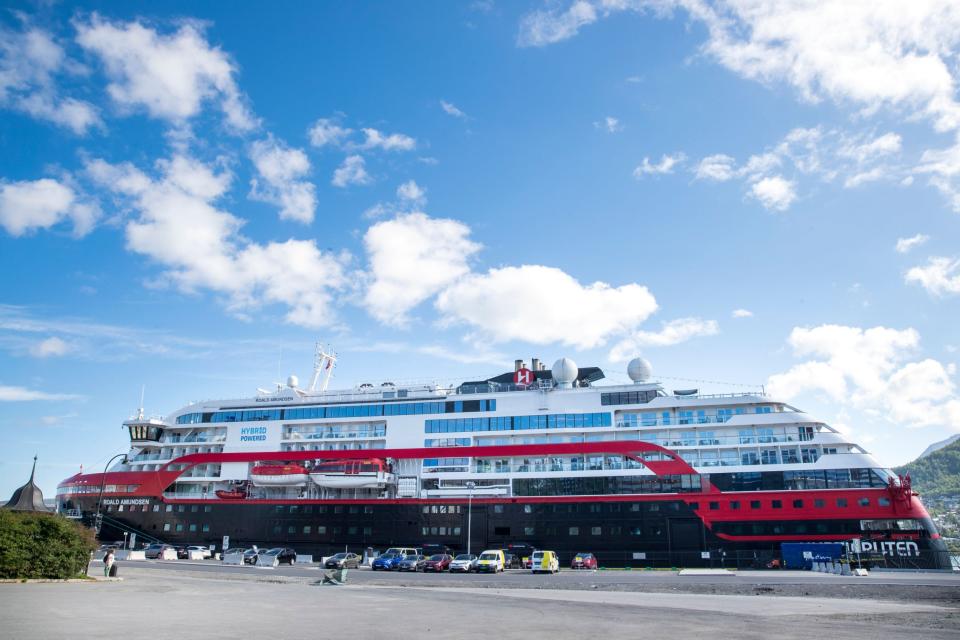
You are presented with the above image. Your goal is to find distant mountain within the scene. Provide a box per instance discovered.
[895,437,960,499]
[919,434,960,459]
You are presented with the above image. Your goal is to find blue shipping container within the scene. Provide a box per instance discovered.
[780,542,844,569]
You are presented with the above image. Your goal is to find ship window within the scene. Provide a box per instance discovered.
[878,497,890,507]
[494,505,504,513]
[204,506,212,513]
[689,502,699,510]
[771,500,782,509]
[750,500,761,509]
[364,506,374,514]
[793,499,804,508]
[190,505,198,512]
[524,504,533,514]
[730,501,740,510]
[709,502,720,510]
[814,499,825,508]
[836,498,848,507]
[858,498,870,507]
[153,505,160,512]
[165,505,172,512]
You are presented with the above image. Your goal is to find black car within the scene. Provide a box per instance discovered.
[257,547,297,565]
[325,552,360,569]
[503,552,523,569]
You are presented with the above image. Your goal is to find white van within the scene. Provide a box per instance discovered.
[531,550,559,574]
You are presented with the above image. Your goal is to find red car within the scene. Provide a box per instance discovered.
[570,553,598,570]
[422,553,453,572]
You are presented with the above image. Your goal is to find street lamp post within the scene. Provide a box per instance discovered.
[466,481,476,556]
[94,453,128,538]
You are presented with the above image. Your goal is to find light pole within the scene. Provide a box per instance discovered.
[466,481,476,556]
[94,453,128,538]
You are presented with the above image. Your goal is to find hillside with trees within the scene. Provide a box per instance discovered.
[895,437,960,499]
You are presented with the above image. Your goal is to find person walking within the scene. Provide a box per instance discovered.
[103,549,115,578]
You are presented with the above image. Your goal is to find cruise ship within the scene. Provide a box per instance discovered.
[57,348,949,568]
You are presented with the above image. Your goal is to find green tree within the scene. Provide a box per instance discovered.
[0,511,96,579]
[895,438,960,499]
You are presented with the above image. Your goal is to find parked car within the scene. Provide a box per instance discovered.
[372,552,404,571]
[257,547,297,565]
[570,552,598,570]
[325,552,360,569]
[475,549,505,573]
[144,543,175,559]
[449,554,477,573]
[531,550,559,574]
[188,545,213,559]
[176,546,190,559]
[422,554,453,572]
[97,543,121,552]
[506,543,537,569]
[503,552,523,569]
[221,547,247,559]
[398,554,426,572]
[242,548,261,565]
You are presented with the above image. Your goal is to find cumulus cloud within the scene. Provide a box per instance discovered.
[75,15,257,131]
[895,234,930,254]
[609,317,719,362]
[594,116,621,133]
[357,128,416,152]
[86,154,348,327]
[435,265,658,349]
[396,180,426,205]
[308,118,352,148]
[767,324,960,429]
[517,0,598,47]
[0,178,98,237]
[732,308,753,318]
[440,100,467,119]
[905,257,960,296]
[633,153,685,177]
[29,336,71,358]
[0,24,101,134]
[363,212,481,327]
[248,137,317,223]
[695,154,736,181]
[749,176,796,211]
[331,155,372,188]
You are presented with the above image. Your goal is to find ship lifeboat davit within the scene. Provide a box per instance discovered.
[309,459,395,489]
[249,463,309,487]
[215,489,247,500]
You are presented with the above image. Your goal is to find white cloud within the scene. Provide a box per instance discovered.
[308,118,352,148]
[838,133,902,164]
[0,178,98,237]
[75,15,257,131]
[517,0,598,47]
[0,384,79,402]
[732,308,753,318]
[30,336,71,358]
[331,155,372,188]
[358,128,416,152]
[633,153,685,177]
[767,324,960,429]
[0,25,101,134]
[435,265,658,349]
[363,212,481,327]
[895,233,930,254]
[248,138,316,223]
[440,100,467,119]
[609,317,719,362]
[594,116,621,133]
[396,180,426,205]
[86,154,348,328]
[905,257,960,296]
[749,175,796,211]
[843,167,886,189]
[695,154,736,181]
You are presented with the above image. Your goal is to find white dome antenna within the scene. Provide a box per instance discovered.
[552,357,579,389]
[287,375,299,389]
[627,357,652,383]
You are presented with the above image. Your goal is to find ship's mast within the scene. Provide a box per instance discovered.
[308,343,337,392]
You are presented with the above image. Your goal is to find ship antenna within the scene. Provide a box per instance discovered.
[137,385,145,420]
[309,342,337,392]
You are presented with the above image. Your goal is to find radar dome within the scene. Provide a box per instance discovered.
[552,357,579,388]
[627,357,652,383]
[287,375,299,388]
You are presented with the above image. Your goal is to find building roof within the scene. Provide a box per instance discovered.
[3,456,53,513]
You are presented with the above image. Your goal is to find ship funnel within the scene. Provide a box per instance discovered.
[531,358,540,372]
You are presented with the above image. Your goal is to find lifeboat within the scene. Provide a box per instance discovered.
[249,463,309,487]
[309,458,395,489]
[215,489,247,500]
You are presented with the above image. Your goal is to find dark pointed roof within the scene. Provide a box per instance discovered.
[3,455,53,512]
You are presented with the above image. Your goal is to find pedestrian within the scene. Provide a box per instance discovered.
[103,549,115,577]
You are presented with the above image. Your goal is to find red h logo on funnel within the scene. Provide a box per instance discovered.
[514,368,534,386]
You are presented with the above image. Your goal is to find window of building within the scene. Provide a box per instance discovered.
[176,524,184,532]
[303,526,312,534]
[591,527,602,535]
[202,524,210,532]
[273,525,282,534]
[494,504,504,513]
[163,523,171,532]
[188,524,197,532]
[317,526,326,534]
[569,527,579,536]
[288,526,296,534]
[152,505,160,512]
[165,505,173,512]
[524,527,535,536]
[363,527,372,535]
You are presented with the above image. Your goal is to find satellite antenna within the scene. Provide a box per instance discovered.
[137,385,145,420]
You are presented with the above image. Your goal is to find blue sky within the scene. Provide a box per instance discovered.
[1,1,959,497]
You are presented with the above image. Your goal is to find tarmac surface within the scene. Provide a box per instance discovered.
[0,561,958,639]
